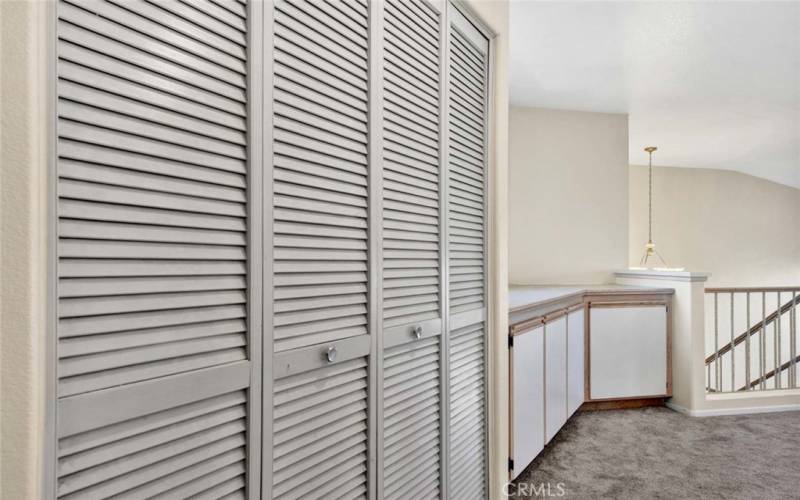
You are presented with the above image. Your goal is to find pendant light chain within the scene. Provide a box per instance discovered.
[639,146,669,267]
[648,148,653,243]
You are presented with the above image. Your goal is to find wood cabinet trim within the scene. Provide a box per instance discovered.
[589,300,668,308]
[508,287,674,316]
[580,397,666,411]
[510,316,544,336]
[507,341,514,480]
[566,303,584,314]
[510,289,673,329]
[584,300,591,402]
[584,298,673,402]
[544,309,568,323]
[508,291,585,315]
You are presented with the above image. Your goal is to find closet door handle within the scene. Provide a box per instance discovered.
[412,325,423,339]
[326,346,338,363]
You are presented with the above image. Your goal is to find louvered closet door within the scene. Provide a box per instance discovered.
[381,0,444,498]
[447,5,489,499]
[269,0,371,497]
[55,0,258,498]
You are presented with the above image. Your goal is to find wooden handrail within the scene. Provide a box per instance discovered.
[739,353,800,391]
[705,286,800,293]
[704,293,800,366]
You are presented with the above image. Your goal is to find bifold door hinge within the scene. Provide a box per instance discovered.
[508,335,514,348]
[508,457,514,471]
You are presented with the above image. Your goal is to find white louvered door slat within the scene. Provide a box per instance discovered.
[449,322,486,498]
[447,5,489,499]
[270,0,371,498]
[383,336,442,500]
[51,0,493,497]
[381,0,445,498]
[55,0,255,497]
[382,0,442,334]
[272,358,369,499]
[272,0,370,354]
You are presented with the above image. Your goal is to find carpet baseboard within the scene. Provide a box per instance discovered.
[666,400,800,417]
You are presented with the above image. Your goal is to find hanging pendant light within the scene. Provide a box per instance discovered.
[638,146,670,268]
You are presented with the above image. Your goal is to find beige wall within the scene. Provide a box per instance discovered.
[630,165,800,287]
[1,1,51,498]
[461,1,510,498]
[509,107,629,285]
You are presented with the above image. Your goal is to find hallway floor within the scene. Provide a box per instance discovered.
[511,407,800,499]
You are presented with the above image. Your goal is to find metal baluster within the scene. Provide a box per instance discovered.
[760,292,766,390]
[776,292,781,389]
[731,292,735,391]
[745,292,751,391]
[792,290,797,388]
[714,293,719,391]
[707,363,711,392]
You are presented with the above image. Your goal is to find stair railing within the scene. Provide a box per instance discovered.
[704,287,799,393]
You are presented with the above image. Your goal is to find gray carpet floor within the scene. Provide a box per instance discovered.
[511,407,800,500]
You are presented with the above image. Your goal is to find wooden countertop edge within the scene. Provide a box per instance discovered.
[508,287,674,315]
[507,290,586,315]
[508,288,675,336]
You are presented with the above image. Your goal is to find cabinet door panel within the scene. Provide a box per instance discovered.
[55,0,256,496]
[270,0,372,498]
[382,0,442,335]
[380,0,444,497]
[511,326,544,479]
[589,306,668,399]
[447,5,490,498]
[545,317,567,443]
[272,0,371,354]
[567,309,585,416]
[449,323,487,498]
[272,355,370,499]
[384,335,442,499]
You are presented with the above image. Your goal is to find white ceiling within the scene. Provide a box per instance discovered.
[510,1,800,189]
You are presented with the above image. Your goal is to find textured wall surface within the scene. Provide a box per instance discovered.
[1,1,50,498]
[509,106,629,285]
[461,1,510,498]
[630,165,800,287]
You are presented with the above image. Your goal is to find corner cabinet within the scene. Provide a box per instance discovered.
[587,300,671,401]
[508,288,672,479]
[48,1,493,499]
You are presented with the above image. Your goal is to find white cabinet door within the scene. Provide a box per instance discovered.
[511,326,544,479]
[545,317,567,443]
[567,309,585,416]
[590,305,668,399]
